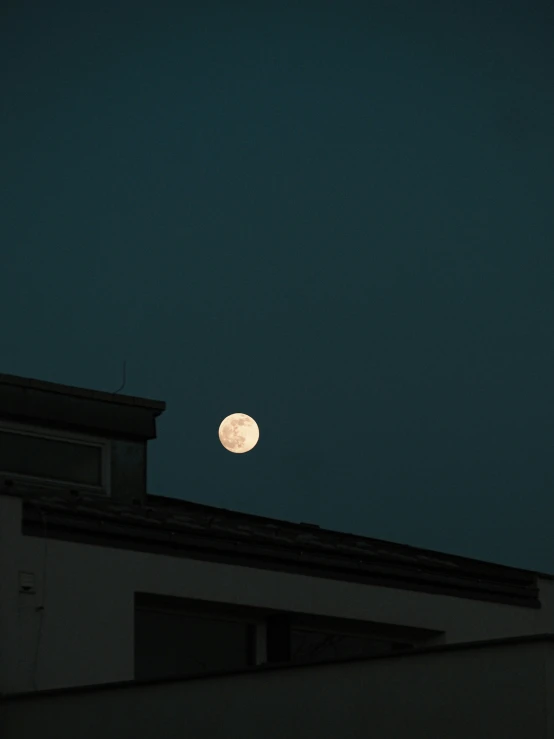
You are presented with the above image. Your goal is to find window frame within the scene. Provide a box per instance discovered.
[133,593,434,676]
[0,420,111,496]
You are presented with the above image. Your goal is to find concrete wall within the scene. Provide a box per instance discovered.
[1,493,553,694]
[0,372,165,441]
[109,438,147,504]
[2,637,553,739]
[0,432,148,504]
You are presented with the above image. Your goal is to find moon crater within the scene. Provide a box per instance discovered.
[218,413,259,454]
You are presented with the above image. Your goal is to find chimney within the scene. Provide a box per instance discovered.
[0,373,166,505]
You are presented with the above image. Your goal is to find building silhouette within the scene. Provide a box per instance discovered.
[1,372,553,738]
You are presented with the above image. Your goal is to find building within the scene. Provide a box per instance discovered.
[3,634,554,739]
[0,372,553,737]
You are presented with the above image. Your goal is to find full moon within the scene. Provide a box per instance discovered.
[218,413,259,454]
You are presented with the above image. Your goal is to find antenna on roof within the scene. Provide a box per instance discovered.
[113,360,127,394]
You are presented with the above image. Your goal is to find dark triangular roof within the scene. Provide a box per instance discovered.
[10,484,546,609]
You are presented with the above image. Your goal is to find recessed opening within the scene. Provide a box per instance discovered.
[0,423,109,494]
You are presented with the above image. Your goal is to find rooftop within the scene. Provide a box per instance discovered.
[5,482,546,610]
[0,372,165,440]
[0,372,165,412]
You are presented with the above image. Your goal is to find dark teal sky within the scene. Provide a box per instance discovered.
[3,2,554,572]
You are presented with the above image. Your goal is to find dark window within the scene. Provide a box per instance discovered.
[266,614,291,663]
[291,628,410,664]
[0,429,103,487]
[134,606,256,681]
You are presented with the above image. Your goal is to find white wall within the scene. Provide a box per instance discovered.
[1,493,552,694]
[2,638,553,739]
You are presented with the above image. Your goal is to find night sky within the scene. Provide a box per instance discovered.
[3,2,554,572]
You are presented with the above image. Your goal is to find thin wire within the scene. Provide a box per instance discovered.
[31,510,48,691]
[113,360,127,394]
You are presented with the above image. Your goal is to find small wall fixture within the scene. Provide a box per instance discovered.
[18,571,36,594]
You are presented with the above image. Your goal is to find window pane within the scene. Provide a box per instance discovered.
[134,608,255,681]
[0,430,103,486]
[291,629,402,664]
